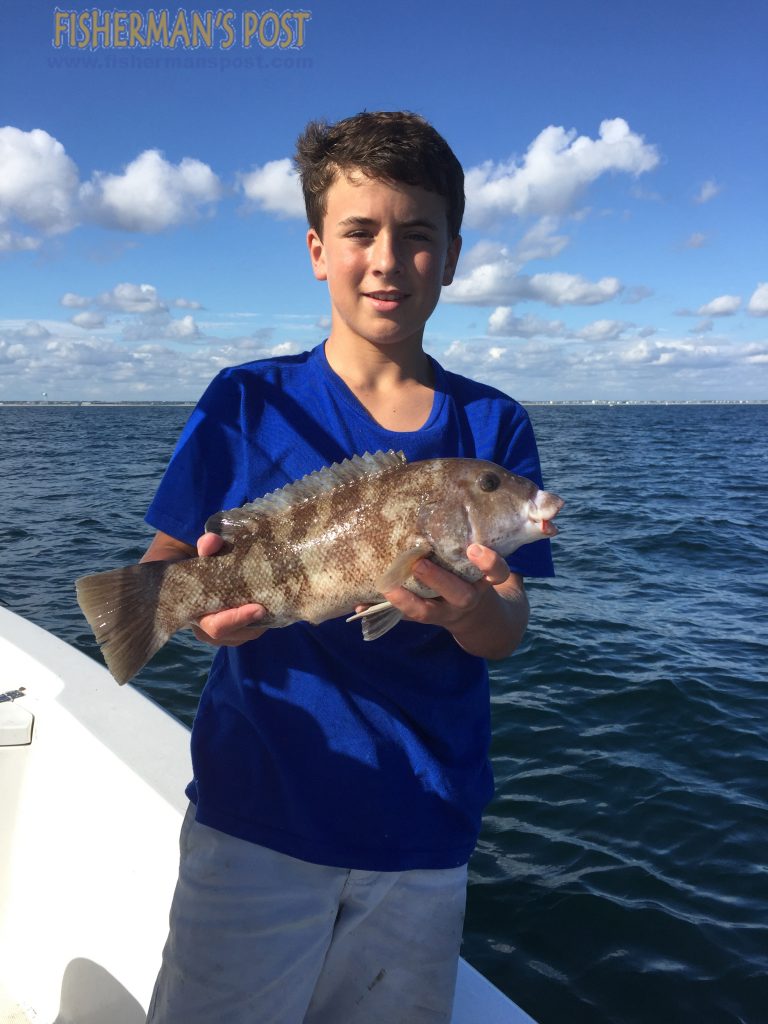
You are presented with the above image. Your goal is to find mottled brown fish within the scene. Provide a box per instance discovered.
[76,450,563,685]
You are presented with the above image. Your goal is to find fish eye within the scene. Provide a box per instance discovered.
[478,472,500,493]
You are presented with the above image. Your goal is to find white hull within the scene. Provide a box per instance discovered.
[0,606,536,1024]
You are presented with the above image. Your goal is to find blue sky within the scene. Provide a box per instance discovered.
[1,0,766,400]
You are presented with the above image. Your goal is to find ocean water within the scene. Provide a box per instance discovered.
[1,401,766,1024]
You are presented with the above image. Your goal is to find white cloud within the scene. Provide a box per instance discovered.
[42,336,129,368]
[447,248,622,306]
[621,337,722,367]
[464,118,659,226]
[64,282,203,320]
[0,127,79,236]
[239,158,304,218]
[436,331,768,401]
[694,179,721,204]
[0,340,21,364]
[441,338,590,398]
[515,216,569,262]
[575,319,630,342]
[70,311,106,329]
[488,308,567,338]
[0,127,230,245]
[0,229,41,253]
[80,149,222,232]
[444,339,517,372]
[61,292,90,308]
[448,239,622,308]
[683,232,708,249]
[0,318,298,400]
[18,321,51,340]
[446,252,520,305]
[486,309,630,342]
[747,282,768,317]
[163,314,200,339]
[696,294,742,317]
[459,240,517,273]
[54,282,212,346]
[690,318,714,335]
[2,310,765,401]
[527,272,622,306]
[95,282,167,315]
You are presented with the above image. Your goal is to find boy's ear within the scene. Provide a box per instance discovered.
[442,234,462,287]
[307,227,327,281]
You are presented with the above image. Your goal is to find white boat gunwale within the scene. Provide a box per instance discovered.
[0,605,537,1024]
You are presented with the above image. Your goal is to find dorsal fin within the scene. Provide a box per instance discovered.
[205,449,407,540]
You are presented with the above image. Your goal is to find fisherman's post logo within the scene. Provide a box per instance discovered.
[52,8,311,50]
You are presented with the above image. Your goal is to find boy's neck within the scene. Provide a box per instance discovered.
[324,332,433,390]
[323,332,436,432]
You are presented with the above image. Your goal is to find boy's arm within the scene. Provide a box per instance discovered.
[141,531,267,646]
[141,530,197,562]
[382,545,530,660]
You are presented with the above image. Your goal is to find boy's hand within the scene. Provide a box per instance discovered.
[191,533,268,647]
[381,544,529,660]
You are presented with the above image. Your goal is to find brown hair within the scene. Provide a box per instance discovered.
[294,110,465,239]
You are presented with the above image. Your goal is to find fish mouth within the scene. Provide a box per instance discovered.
[528,490,564,536]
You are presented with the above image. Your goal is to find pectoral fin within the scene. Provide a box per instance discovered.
[344,545,431,642]
[374,545,432,593]
[346,602,404,641]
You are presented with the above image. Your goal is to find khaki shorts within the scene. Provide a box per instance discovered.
[147,805,468,1024]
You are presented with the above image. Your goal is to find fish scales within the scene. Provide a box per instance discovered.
[76,450,563,685]
[228,458,426,622]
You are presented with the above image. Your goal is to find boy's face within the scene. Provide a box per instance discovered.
[307,170,461,352]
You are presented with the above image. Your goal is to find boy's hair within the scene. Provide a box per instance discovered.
[294,110,465,239]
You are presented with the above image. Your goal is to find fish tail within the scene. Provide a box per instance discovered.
[75,561,184,685]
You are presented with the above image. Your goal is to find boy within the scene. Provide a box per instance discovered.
[144,111,554,1023]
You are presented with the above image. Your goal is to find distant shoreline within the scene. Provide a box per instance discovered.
[0,401,196,408]
[0,399,765,408]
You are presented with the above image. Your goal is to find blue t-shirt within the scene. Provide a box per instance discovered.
[146,342,554,870]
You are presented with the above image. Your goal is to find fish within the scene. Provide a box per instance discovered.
[76,450,563,685]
